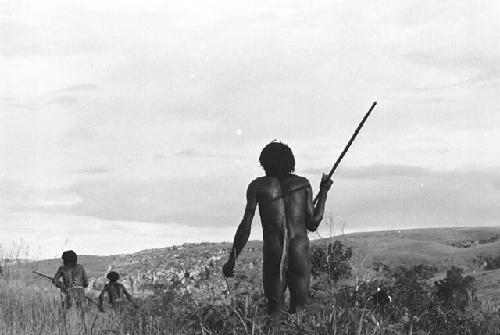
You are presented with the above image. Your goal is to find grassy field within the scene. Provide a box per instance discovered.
[2,226,500,334]
[0,275,396,335]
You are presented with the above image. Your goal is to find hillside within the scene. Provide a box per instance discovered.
[22,226,500,305]
[27,226,500,276]
[5,225,500,335]
[334,226,500,270]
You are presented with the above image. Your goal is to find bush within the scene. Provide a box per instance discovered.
[311,240,352,285]
[478,254,500,270]
[390,266,431,318]
[433,266,476,312]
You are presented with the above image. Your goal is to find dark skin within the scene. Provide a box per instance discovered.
[98,281,136,312]
[223,173,332,316]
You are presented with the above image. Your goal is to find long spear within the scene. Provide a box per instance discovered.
[32,270,99,307]
[313,101,377,205]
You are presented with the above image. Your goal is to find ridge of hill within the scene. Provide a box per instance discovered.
[334,226,500,270]
[28,226,500,278]
[20,226,500,305]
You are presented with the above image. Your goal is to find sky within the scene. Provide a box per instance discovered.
[1,0,499,259]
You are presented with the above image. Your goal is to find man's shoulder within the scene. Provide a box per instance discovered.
[291,174,310,182]
[288,174,310,187]
[114,283,127,292]
[250,175,310,184]
[248,177,270,187]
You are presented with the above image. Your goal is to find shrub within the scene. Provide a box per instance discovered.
[311,240,352,285]
[433,266,476,312]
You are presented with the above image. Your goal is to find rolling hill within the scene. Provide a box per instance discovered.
[19,226,500,305]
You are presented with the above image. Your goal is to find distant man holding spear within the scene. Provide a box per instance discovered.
[52,250,90,309]
[223,102,377,317]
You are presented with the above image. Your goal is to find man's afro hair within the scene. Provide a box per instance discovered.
[62,250,77,266]
[106,271,120,282]
[259,141,295,178]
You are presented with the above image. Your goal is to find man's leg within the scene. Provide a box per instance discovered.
[288,273,309,314]
[65,292,73,309]
[75,288,85,309]
[263,252,286,317]
[288,242,310,314]
[264,272,286,316]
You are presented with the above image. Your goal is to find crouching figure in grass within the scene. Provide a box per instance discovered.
[223,141,332,317]
[98,271,137,312]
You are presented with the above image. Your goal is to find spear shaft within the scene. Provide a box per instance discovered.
[313,101,377,205]
[32,270,53,281]
[32,270,99,306]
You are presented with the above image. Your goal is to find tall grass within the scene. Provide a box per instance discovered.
[1,228,498,335]
[0,276,411,335]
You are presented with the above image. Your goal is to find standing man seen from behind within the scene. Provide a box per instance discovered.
[53,250,89,309]
[222,141,333,317]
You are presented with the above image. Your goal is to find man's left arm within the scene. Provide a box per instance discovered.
[305,174,333,232]
[222,181,257,277]
[122,285,134,303]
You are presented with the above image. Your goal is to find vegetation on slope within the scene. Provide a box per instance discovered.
[2,227,500,334]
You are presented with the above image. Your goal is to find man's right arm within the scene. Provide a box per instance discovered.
[52,268,63,287]
[222,181,258,277]
[98,285,107,311]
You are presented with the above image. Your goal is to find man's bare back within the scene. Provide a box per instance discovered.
[223,142,332,316]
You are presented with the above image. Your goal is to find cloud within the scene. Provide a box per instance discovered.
[174,148,240,159]
[71,167,113,175]
[303,164,430,179]
[61,123,102,145]
[48,95,78,106]
[0,211,240,259]
[47,83,99,106]
[2,0,500,252]
[304,164,500,185]
[47,176,248,227]
[0,179,80,212]
[0,4,110,57]
[152,153,167,160]
[314,165,500,233]
[3,165,499,234]
[0,98,37,110]
[0,18,40,56]
[55,84,99,94]
[401,52,500,90]
[2,84,98,113]
[0,180,35,211]
[405,52,498,71]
